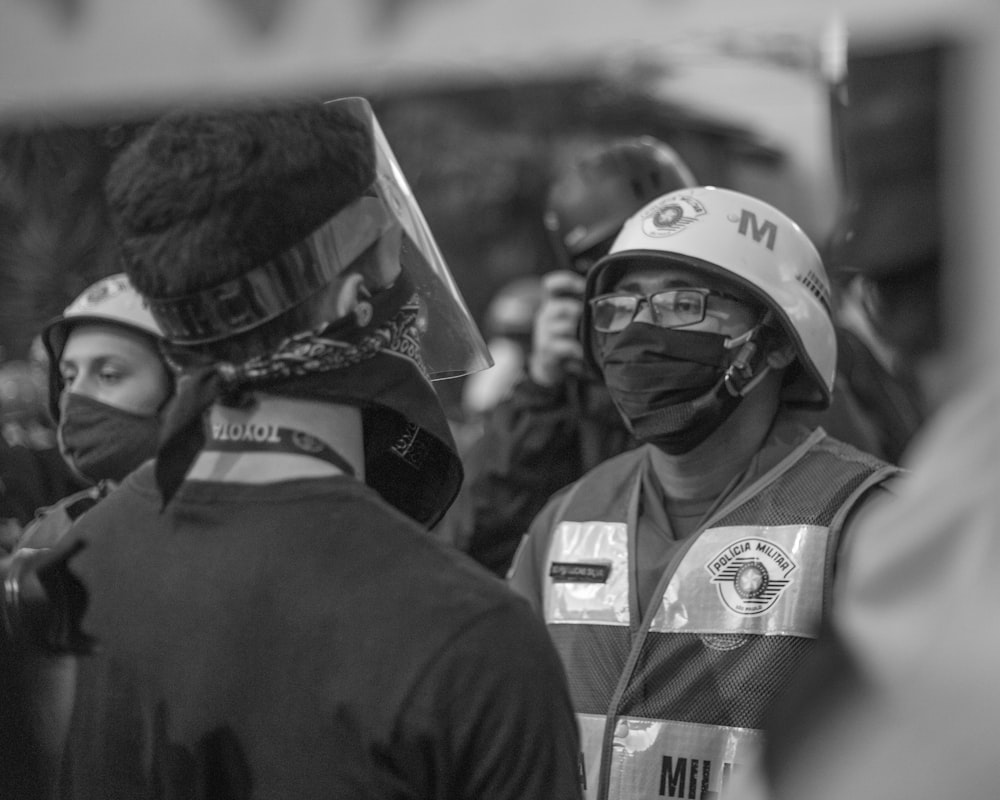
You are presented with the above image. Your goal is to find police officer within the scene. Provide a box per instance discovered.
[508,186,900,800]
[2,99,582,799]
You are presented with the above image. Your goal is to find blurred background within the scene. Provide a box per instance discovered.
[0,0,996,421]
[3,5,998,795]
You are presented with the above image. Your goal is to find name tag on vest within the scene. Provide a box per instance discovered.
[549,561,612,583]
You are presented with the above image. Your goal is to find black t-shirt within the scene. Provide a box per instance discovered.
[58,464,582,800]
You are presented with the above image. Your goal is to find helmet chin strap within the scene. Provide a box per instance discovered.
[723,327,769,398]
[722,311,776,398]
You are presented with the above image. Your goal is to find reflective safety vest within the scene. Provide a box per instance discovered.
[536,430,897,800]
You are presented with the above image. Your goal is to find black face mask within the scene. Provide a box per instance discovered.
[58,393,162,485]
[596,323,752,454]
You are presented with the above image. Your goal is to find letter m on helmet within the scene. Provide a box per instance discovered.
[737,209,777,251]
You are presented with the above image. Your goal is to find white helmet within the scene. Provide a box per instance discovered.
[583,186,836,407]
[41,273,166,420]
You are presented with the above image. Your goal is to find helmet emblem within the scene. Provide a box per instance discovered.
[640,194,706,238]
[67,274,132,314]
[706,537,796,616]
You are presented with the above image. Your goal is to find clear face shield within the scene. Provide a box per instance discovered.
[146,96,491,381]
[351,98,492,379]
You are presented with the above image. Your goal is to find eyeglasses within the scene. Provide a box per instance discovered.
[589,288,747,333]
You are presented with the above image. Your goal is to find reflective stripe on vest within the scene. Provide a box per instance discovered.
[579,714,764,800]
[545,521,630,626]
[545,522,827,635]
[651,524,828,636]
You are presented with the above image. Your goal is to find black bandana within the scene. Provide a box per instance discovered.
[210,294,425,388]
[155,279,451,517]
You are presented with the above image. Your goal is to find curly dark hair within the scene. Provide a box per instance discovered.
[105,100,375,301]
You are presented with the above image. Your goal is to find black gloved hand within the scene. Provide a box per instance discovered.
[1,541,92,655]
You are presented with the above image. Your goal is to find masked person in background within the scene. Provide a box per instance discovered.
[17,273,172,550]
[2,275,173,798]
[508,186,901,800]
[0,98,581,800]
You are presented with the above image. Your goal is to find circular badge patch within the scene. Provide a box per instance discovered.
[640,194,707,238]
[706,537,796,616]
[734,562,769,600]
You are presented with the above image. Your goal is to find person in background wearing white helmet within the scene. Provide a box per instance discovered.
[439,137,696,570]
[0,99,582,799]
[17,273,173,550]
[3,273,173,799]
[508,186,902,800]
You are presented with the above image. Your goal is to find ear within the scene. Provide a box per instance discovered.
[334,273,366,320]
[766,340,796,370]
